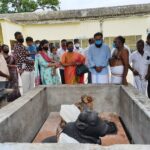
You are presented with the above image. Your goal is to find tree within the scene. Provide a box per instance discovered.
[0,0,60,14]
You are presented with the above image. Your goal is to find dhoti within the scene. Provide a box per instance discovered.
[21,71,35,94]
[91,74,109,84]
[134,76,148,95]
[111,66,124,84]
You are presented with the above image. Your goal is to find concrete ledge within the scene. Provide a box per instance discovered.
[0,143,150,150]
[120,85,150,144]
[0,87,49,142]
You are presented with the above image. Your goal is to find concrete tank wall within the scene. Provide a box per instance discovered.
[0,143,150,150]
[0,84,150,149]
[0,87,49,142]
[45,84,121,113]
[120,85,150,144]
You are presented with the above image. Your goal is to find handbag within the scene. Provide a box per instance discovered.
[76,64,89,76]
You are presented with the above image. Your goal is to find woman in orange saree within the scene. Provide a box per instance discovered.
[61,41,85,84]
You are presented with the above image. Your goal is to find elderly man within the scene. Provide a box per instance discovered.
[88,32,111,84]
[130,40,150,95]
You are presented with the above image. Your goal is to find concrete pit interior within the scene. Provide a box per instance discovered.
[0,84,150,150]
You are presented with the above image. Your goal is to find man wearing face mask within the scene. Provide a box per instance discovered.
[57,39,67,84]
[74,39,83,54]
[35,40,41,49]
[88,32,111,84]
[13,32,34,94]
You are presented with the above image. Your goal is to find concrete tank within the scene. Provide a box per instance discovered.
[0,84,150,150]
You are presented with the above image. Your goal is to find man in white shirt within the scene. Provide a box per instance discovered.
[57,39,67,84]
[84,38,95,83]
[129,40,150,95]
[74,39,84,54]
[144,33,150,98]
[0,46,10,88]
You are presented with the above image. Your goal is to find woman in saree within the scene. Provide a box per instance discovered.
[35,40,60,85]
[2,44,21,102]
[61,41,85,84]
[109,36,129,85]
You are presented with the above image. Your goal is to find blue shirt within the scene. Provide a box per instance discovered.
[27,45,37,60]
[88,43,111,75]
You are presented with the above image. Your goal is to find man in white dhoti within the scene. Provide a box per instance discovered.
[109,36,129,85]
[129,40,150,95]
[88,32,111,84]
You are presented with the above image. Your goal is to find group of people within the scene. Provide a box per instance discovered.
[0,31,150,102]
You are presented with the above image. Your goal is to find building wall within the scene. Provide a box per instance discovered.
[103,16,150,38]
[23,15,150,49]
[104,16,150,38]
[0,24,3,44]
[0,20,23,48]
[23,20,100,41]
[1,14,150,49]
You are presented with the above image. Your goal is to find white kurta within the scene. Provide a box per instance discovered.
[57,48,66,70]
[130,51,150,95]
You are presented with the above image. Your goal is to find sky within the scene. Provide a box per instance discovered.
[60,0,150,10]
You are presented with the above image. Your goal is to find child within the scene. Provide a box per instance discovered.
[50,47,61,84]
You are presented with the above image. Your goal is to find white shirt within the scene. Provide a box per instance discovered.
[74,46,85,55]
[144,43,150,56]
[57,47,67,70]
[0,53,9,81]
[84,46,90,67]
[130,51,150,79]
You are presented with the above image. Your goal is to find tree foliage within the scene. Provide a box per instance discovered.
[0,0,60,14]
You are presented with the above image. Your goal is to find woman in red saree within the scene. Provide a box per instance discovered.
[61,41,85,84]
